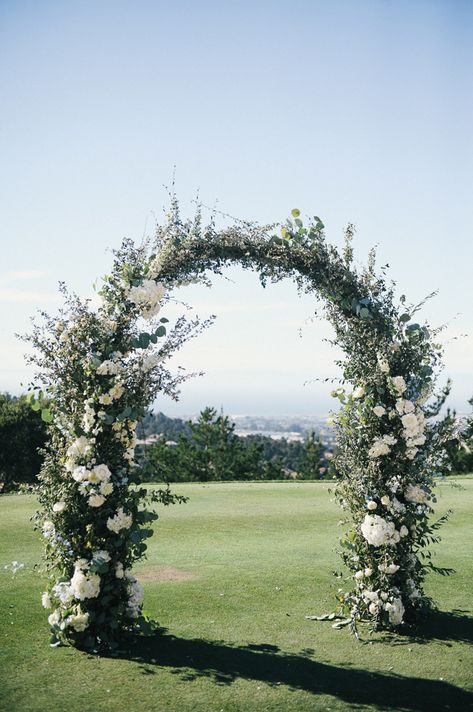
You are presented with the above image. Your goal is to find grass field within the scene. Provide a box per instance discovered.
[1,480,472,712]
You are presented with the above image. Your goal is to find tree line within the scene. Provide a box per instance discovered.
[1,393,472,491]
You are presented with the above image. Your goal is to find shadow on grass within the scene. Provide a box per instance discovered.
[368,609,473,648]
[106,625,473,712]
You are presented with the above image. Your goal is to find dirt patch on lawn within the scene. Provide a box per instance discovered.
[136,566,196,583]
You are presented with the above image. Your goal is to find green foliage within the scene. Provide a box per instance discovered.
[0,393,47,492]
[22,198,457,644]
[142,407,286,482]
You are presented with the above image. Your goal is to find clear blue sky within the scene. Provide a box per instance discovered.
[1,0,472,415]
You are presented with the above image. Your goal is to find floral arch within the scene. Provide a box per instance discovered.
[26,204,453,649]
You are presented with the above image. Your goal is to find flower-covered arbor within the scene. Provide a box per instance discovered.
[26,203,454,648]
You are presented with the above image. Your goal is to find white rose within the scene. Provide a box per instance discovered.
[354,570,364,580]
[52,501,66,513]
[93,464,112,482]
[48,609,62,627]
[400,525,409,537]
[392,376,407,395]
[401,413,419,431]
[367,500,377,510]
[373,406,386,417]
[71,466,88,482]
[364,568,373,577]
[67,611,89,632]
[88,493,106,508]
[353,386,365,399]
[66,436,91,460]
[92,550,111,566]
[380,496,390,506]
[42,521,55,538]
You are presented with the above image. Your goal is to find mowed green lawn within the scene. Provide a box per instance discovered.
[1,481,472,712]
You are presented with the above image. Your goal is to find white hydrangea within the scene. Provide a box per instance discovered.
[360,514,400,547]
[385,597,405,625]
[52,581,74,606]
[128,280,166,320]
[70,566,101,600]
[93,464,112,482]
[107,507,133,534]
[368,434,397,458]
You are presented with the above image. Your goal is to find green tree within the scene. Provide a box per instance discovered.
[142,407,286,482]
[297,431,326,479]
[0,393,47,492]
[443,396,473,474]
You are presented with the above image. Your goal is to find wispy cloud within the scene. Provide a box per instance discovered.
[0,269,48,285]
[0,288,60,304]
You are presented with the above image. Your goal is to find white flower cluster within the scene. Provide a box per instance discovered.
[112,420,138,463]
[368,434,397,458]
[106,507,133,534]
[391,375,407,395]
[142,351,163,372]
[99,382,124,406]
[66,436,92,464]
[72,463,114,507]
[127,279,166,320]
[362,589,405,624]
[125,573,144,618]
[96,359,123,376]
[44,555,109,634]
[47,606,89,633]
[70,559,101,600]
[405,484,429,504]
[396,399,426,460]
[360,514,400,546]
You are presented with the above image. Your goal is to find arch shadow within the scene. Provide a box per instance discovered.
[103,627,473,711]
